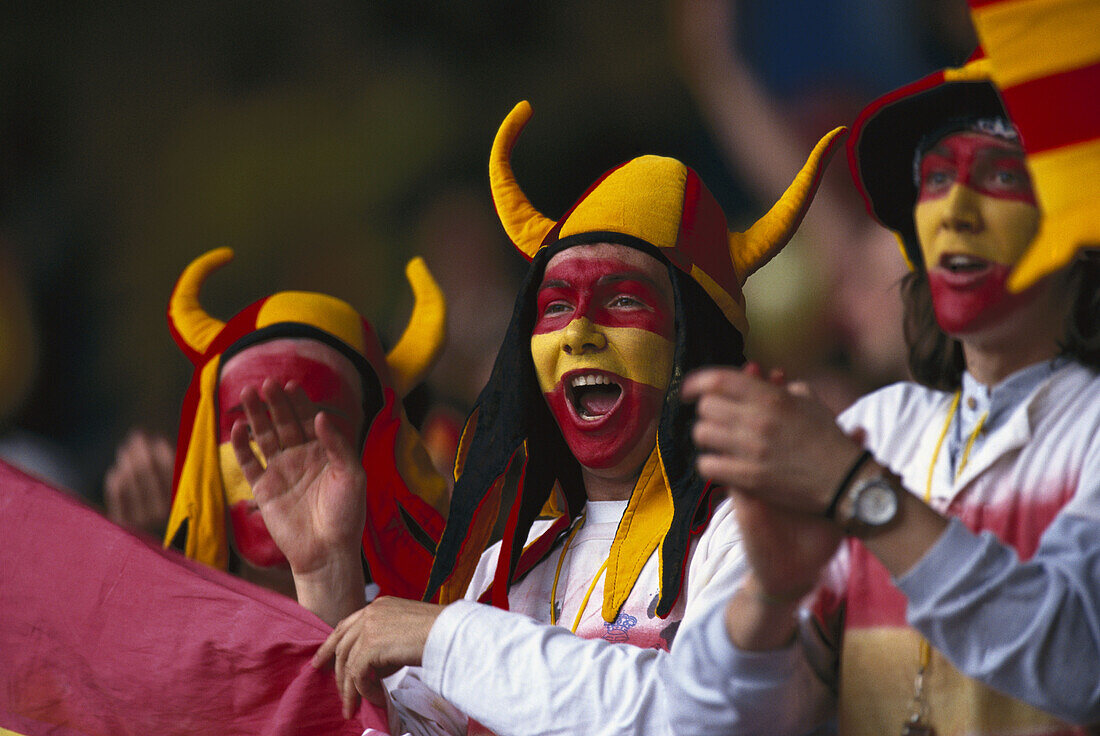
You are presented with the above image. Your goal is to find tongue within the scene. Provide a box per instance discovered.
[579,386,620,417]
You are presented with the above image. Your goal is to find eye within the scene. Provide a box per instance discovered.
[543,300,572,316]
[609,294,646,309]
[921,169,953,189]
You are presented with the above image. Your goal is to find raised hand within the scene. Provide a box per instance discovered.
[231,378,367,623]
[104,428,174,537]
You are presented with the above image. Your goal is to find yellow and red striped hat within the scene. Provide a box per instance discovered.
[967,0,1100,291]
[489,101,845,334]
[164,248,449,599]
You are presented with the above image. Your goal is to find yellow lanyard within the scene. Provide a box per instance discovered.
[918,392,989,668]
[549,513,612,633]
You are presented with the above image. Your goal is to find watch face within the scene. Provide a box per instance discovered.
[854,479,899,527]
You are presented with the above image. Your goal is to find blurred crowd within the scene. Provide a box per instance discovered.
[0,0,974,520]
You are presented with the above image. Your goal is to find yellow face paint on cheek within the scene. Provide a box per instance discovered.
[218,440,266,506]
[530,320,674,394]
[915,189,1040,268]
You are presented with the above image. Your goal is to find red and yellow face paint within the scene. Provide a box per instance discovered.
[216,338,364,568]
[914,131,1041,334]
[530,244,675,473]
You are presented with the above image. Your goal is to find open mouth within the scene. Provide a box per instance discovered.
[940,253,992,274]
[566,372,623,421]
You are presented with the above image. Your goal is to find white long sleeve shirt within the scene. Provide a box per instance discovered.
[664,360,1100,733]
[389,497,746,736]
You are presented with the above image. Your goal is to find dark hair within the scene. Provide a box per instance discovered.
[901,253,1100,391]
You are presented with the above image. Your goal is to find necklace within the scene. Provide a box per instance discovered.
[549,512,612,633]
[903,390,988,735]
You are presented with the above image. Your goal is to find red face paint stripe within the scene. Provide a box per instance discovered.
[533,257,675,337]
[916,134,1037,205]
[217,354,362,440]
[1000,61,1100,154]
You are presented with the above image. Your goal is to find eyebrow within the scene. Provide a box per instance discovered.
[537,271,666,292]
[596,272,665,291]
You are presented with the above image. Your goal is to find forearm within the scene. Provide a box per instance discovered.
[858,471,950,577]
[293,553,367,627]
[422,601,669,736]
[664,592,832,736]
[896,514,1100,723]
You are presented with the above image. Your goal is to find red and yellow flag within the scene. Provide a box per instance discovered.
[0,460,388,736]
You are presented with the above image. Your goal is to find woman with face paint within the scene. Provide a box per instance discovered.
[291,102,845,732]
[164,249,449,626]
[676,59,1100,734]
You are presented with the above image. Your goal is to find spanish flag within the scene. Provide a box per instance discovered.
[968,0,1100,291]
[0,460,388,735]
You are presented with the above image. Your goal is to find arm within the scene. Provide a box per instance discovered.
[662,589,834,736]
[685,365,1100,724]
[897,513,1100,724]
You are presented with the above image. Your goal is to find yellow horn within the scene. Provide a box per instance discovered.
[386,257,447,397]
[169,247,233,355]
[489,101,556,259]
[730,126,847,283]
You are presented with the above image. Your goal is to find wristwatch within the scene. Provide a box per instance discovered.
[840,474,901,535]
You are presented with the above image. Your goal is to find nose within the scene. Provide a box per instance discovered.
[562,317,607,355]
[942,182,983,233]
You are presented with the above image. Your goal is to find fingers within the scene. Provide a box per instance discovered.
[262,378,308,449]
[104,430,175,534]
[315,412,358,474]
[680,363,771,403]
[230,419,265,487]
[239,385,280,460]
[285,381,318,442]
[238,381,318,461]
[130,432,173,529]
[312,615,360,718]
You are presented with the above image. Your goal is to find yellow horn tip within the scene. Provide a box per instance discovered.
[386,256,448,397]
[489,100,556,260]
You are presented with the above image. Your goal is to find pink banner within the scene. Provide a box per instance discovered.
[0,460,387,735]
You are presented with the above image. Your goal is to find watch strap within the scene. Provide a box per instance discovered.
[824,449,873,520]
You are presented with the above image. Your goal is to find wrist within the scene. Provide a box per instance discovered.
[823,448,873,520]
[724,576,802,651]
[293,554,367,626]
[834,463,906,539]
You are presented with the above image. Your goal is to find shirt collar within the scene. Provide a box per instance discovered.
[959,356,1069,432]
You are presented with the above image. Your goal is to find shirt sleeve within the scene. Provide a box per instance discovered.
[897,513,1100,724]
[660,593,835,735]
[422,599,667,736]
[416,506,748,736]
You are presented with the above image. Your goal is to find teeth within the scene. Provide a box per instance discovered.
[571,374,612,388]
[944,254,987,272]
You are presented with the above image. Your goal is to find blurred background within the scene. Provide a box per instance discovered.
[0,0,976,507]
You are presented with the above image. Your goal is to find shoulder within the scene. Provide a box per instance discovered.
[463,518,559,600]
[838,381,948,436]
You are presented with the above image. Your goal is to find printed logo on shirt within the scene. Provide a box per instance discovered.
[603,612,638,643]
